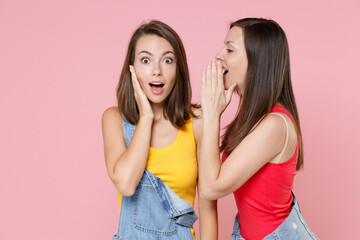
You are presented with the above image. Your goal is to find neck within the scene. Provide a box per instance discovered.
[151,102,165,121]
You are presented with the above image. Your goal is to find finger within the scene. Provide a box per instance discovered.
[201,70,206,89]
[129,65,137,81]
[129,66,143,103]
[129,65,136,82]
[206,61,212,89]
[211,59,217,89]
[216,60,223,90]
[225,83,237,105]
[129,66,141,91]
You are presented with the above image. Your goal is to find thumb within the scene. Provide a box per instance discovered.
[225,83,237,105]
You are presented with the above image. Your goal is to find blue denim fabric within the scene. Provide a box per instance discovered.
[231,194,318,240]
[111,117,198,240]
[122,117,136,148]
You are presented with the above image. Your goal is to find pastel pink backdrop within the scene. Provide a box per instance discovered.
[1,0,359,239]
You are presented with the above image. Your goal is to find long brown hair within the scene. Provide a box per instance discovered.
[116,20,196,127]
[220,18,304,170]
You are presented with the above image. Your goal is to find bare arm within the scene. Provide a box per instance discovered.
[193,109,218,239]
[198,60,285,200]
[198,193,218,239]
[101,66,153,196]
[102,108,152,196]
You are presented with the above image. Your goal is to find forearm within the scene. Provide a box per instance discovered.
[112,116,153,195]
[199,116,222,199]
[199,199,218,240]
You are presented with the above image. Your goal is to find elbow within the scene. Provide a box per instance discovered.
[199,187,219,201]
[117,185,136,197]
[108,166,138,196]
[112,177,137,197]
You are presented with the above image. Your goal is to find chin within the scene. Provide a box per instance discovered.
[148,97,167,105]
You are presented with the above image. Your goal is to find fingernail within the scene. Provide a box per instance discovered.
[217,60,221,65]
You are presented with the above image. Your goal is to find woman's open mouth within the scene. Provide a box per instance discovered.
[149,82,165,94]
[223,69,229,79]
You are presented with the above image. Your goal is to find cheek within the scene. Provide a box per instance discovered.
[132,71,148,88]
[138,79,147,89]
[133,61,152,74]
[164,74,176,93]
[133,64,150,79]
[163,65,176,80]
[169,78,176,90]
[229,57,246,77]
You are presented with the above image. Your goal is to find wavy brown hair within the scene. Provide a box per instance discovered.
[220,18,304,170]
[116,20,197,127]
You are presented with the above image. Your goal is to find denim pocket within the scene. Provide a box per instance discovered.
[133,184,177,236]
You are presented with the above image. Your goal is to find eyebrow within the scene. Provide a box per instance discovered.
[138,50,175,56]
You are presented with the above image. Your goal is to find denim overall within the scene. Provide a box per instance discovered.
[111,118,198,240]
[231,194,318,240]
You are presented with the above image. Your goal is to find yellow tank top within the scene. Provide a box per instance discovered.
[117,117,198,239]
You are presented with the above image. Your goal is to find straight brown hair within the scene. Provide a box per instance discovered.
[220,18,304,170]
[116,20,197,127]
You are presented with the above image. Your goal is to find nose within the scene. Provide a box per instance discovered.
[215,51,224,62]
[152,62,162,76]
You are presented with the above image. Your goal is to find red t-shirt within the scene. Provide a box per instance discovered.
[222,105,298,240]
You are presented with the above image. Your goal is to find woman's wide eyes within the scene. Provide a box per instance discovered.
[163,58,173,64]
[141,57,150,64]
[140,57,173,64]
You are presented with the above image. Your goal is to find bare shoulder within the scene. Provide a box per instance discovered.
[229,114,287,165]
[257,113,286,134]
[251,113,287,144]
[102,106,123,128]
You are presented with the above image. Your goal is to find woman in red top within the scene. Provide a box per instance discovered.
[199,18,318,239]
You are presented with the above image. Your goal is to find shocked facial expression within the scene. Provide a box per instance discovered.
[133,34,176,105]
[216,26,248,94]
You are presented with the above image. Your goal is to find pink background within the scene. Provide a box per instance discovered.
[1,0,359,239]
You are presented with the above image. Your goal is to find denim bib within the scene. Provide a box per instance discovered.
[231,193,318,240]
[111,117,198,240]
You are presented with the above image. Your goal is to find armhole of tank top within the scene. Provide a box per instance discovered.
[268,112,289,163]
[188,117,196,152]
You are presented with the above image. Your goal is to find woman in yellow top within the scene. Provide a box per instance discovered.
[101,20,217,239]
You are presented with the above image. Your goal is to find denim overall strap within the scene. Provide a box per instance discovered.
[111,117,197,240]
[111,117,136,240]
[144,170,198,227]
[122,116,197,227]
[122,116,135,147]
